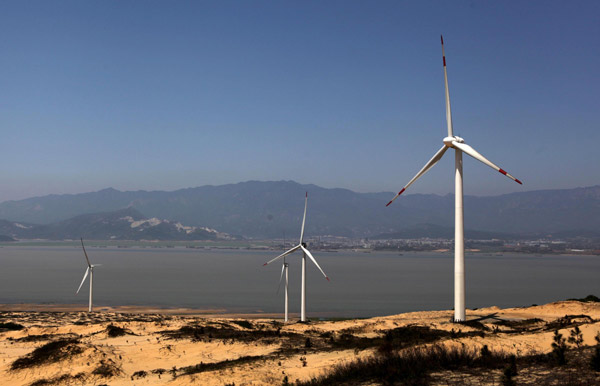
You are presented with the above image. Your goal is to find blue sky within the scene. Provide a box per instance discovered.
[1,1,598,201]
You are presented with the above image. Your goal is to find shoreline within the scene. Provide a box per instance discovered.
[0,303,292,318]
[1,242,598,257]
[3,299,599,319]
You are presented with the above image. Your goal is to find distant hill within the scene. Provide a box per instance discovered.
[0,181,599,239]
[0,234,15,242]
[0,207,233,241]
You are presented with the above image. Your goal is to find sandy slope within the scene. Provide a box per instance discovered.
[1,301,599,385]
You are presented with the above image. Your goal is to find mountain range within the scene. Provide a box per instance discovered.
[0,181,599,240]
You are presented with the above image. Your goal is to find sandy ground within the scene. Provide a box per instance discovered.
[1,301,599,385]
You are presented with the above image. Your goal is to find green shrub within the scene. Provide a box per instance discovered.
[591,332,600,372]
[551,330,567,365]
[568,295,600,303]
[568,325,583,348]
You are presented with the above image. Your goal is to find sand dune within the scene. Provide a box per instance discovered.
[1,301,599,385]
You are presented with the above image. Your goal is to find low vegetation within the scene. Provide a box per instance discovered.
[131,370,148,380]
[544,314,594,333]
[175,355,267,377]
[568,295,600,303]
[230,320,254,329]
[11,339,83,370]
[0,321,25,331]
[492,318,544,332]
[8,333,78,343]
[105,324,135,337]
[296,321,600,385]
[29,372,86,386]
[297,343,512,385]
[159,323,301,344]
[92,359,123,378]
[591,332,600,372]
[551,330,568,365]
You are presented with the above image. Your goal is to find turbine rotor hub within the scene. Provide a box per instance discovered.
[443,136,464,147]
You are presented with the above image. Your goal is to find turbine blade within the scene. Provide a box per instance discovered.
[441,35,453,137]
[80,238,91,267]
[76,267,89,294]
[263,245,301,266]
[300,192,307,243]
[300,245,329,281]
[386,145,448,206]
[452,141,522,184]
[276,263,285,294]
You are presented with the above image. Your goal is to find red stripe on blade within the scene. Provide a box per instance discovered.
[443,57,446,66]
[399,188,406,195]
[263,263,268,266]
[499,169,507,175]
[515,179,523,185]
[326,277,330,282]
[441,35,444,44]
[386,201,393,207]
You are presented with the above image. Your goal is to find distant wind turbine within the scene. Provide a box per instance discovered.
[264,193,329,322]
[76,238,101,312]
[276,231,290,322]
[386,36,522,322]
[276,257,290,322]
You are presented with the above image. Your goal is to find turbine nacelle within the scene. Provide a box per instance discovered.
[443,136,464,147]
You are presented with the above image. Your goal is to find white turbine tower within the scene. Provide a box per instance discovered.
[386,36,522,322]
[76,238,100,312]
[263,192,329,322]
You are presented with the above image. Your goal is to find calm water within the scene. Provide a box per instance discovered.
[0,246,598,318]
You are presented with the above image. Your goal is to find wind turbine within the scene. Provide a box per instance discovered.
[263,192,329,322]
[386,36,522,322]
[276,257,290,322]
[76,238,100,312]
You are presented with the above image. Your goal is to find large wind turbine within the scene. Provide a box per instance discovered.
[76,238,100,312]
[264,193,329,322]
[386,36,522,322]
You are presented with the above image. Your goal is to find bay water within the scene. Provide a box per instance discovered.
[0,246,598,318]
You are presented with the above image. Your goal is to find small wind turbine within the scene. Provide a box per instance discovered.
[276,257,290,322]
[264,192,329,322]
[386,36,522,322]
[76,238,100,312]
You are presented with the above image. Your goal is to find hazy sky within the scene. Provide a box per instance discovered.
[1,1,598,202]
